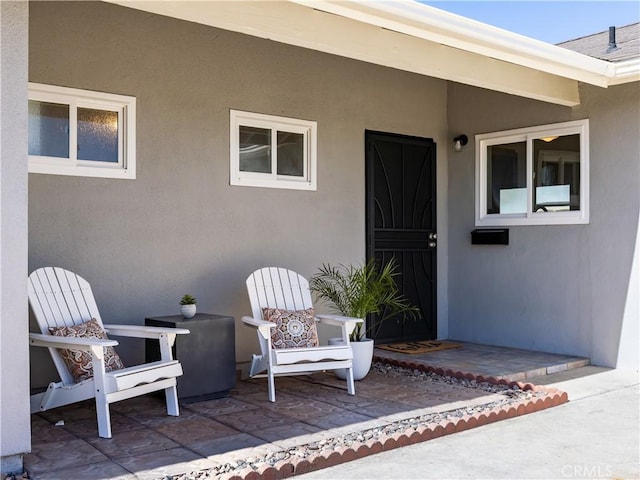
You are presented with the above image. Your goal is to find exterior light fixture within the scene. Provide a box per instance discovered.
[453,134,468,152]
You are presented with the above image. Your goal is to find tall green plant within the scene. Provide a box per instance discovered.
[309,258,421,341]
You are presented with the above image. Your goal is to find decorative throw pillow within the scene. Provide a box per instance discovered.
[263,307,319,349]
[49,318,125,382]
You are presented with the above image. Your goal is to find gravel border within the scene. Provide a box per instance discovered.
[164,359,567,480]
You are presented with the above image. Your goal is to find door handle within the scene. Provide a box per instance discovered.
[428,241,437,248]
[428,232,437,240]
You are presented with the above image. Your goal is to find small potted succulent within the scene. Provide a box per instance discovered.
[179,294,197,319]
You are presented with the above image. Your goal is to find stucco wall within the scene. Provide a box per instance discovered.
[28,1,448,387]
[447,81,640,368]
[0,0,30,472]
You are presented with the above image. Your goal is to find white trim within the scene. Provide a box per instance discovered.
[230,110,317,191]
[475,119,589,227]
[28,83,136,180]
[609,58,640,85]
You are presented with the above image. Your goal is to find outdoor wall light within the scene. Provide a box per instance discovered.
[453,134,468,152]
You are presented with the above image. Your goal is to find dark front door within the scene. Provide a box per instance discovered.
[365,130,437,343]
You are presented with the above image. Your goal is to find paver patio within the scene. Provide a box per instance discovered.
[23,342,587,480]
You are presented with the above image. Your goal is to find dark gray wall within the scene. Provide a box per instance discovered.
[28,1,448,387]
[447,81,640,368]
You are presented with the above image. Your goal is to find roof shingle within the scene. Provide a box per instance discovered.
[558,23,640,62]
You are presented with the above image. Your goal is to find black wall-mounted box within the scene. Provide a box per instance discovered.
[471,228,509,245]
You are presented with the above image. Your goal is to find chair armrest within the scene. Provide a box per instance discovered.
[242,316,276,340]
[241,316,276,329]
[316,314,363,339]
[29,332,118,351]
[103,324,190,339]
[316,314,363,327]
[104,324,188,361]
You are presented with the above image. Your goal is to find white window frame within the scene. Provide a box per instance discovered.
[230,110,317,191]
[28,83,136,179]
[475,119,589,226]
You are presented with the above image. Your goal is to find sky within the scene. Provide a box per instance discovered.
[421,1,640,44]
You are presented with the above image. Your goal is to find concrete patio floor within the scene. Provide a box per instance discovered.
[23,342,589,480]
[372,341,590,381]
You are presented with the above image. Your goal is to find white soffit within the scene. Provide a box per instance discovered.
[104,0,632,106]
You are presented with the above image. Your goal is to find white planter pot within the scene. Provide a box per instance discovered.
[328,337,374,381]
[180,304,196,319]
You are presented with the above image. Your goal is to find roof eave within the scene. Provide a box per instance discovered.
[295,0,614,87]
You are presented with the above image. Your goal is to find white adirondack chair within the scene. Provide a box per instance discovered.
[242,267,363,402]
[28,267,189,438]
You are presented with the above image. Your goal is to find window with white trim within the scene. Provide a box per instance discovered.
[476,119,589,226]
[28,83,136,179]
[230,110,317,190]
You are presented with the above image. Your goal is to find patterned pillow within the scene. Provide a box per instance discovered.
[263,307,319,349]
[49,318,125,382]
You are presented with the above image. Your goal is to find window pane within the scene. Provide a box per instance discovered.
[276,132,304,177]
[239,126,271,173]
[533,134,580,212]
[28,100,69,158]
[486,142,526,214]
[77,108,119,163]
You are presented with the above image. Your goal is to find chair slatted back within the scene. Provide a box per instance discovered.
[28,267,104,384]
[246,267,314,320]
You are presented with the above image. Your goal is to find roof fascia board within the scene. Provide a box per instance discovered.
[104,0,580,105]
[294,0,612,87]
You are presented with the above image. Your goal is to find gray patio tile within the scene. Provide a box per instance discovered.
[154,415,242,444]
[27,460,135,480]
[30,415,77,445]
[188,432,272,458]
[311,394,380,412]
[183,396,260,417]
[36,400,95,423]
[124,405,203,427]
[230,378,268,395]
[238,390,306,406]
[213,407,297,432]
[60,411,146,438]
[87,428,180,458]
[283,382,357,400]
[342,400,424,418]
[257,396,355,421]
[112,447,212,480]
[25,438,108,474]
